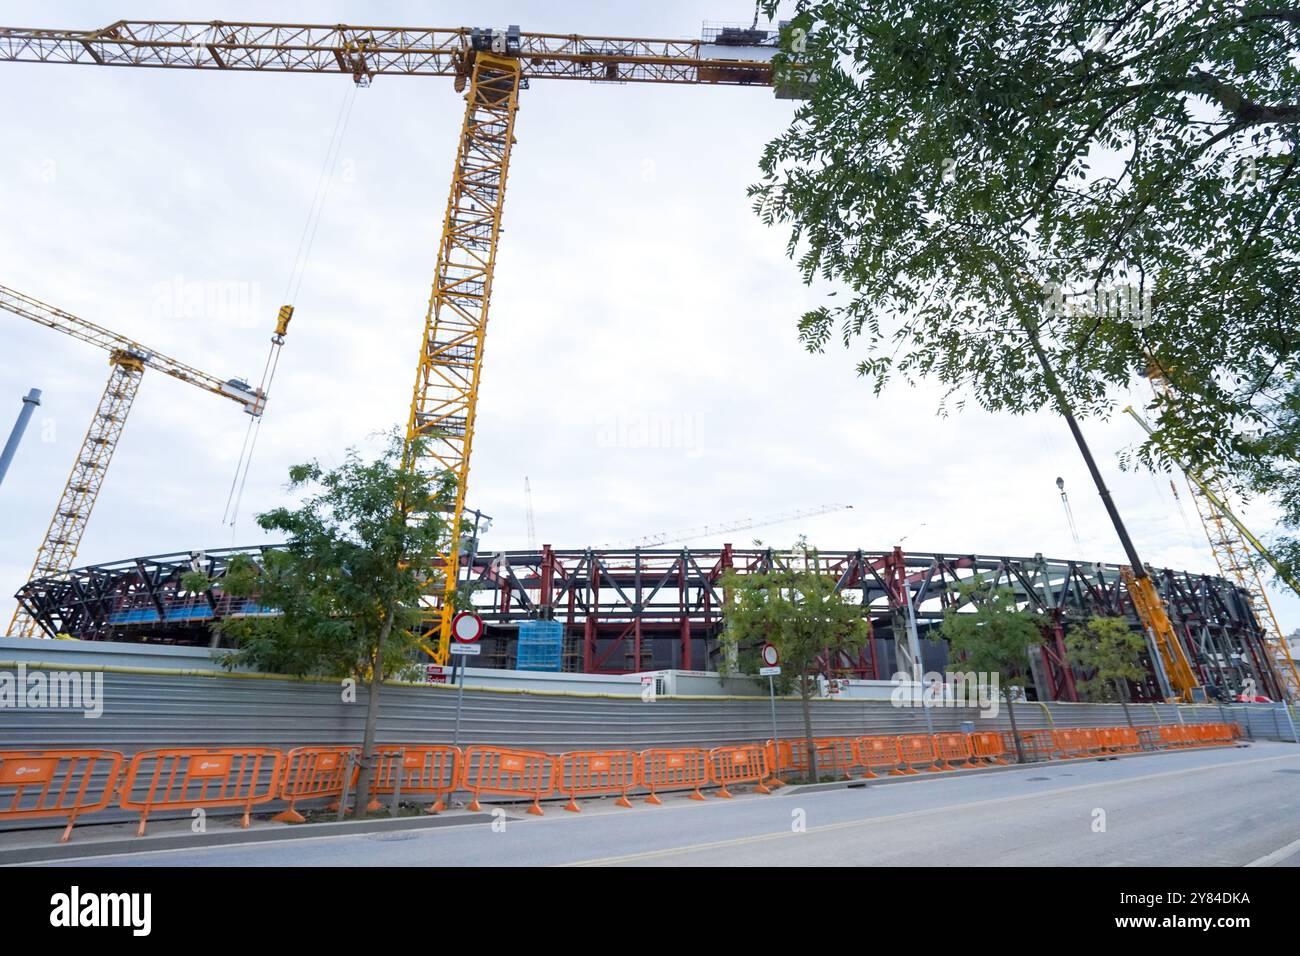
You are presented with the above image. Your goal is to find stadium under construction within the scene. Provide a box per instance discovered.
[1,17,1296,711]
[14,544,1283,703]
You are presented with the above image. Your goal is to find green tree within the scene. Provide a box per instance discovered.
[1066,615,1149,726]
[720,544,871,783]
[938,585,1044,762]
[211,431,452,815]
[753,0,1300,580]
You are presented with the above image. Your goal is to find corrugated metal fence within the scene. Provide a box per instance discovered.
[2,667,1296,755]
[1,664,1294,832]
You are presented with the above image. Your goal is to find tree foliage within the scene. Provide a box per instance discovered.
[218,436,449,675]
[938,586,1043,692]
[1066,615,1149,702]
[720,544,871,780]
[938,584,1044,760]
[754,0,1300,576]
[215,430,453,813]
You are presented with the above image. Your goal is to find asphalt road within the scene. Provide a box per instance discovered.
[37,742,1300,867]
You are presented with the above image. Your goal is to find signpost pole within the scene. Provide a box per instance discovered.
[760,643,782,769]
[453,664,466,749]
[449,611,484,750]
[768,675,779,750]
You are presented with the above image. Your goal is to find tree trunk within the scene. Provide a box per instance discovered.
[801,675,820,784]
[1005,688,1026,764]
[1116,678,1134,728]
[352,606,394,815]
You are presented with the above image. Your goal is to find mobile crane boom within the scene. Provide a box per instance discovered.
[1124,404,1300,700]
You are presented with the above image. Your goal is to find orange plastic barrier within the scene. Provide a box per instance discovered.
[708,745,772,798]
[0,749,123,843]
[1098,727,1139,753]
[816,737,861,778]
[367,745,460,813]
[855,735,905,777]
[276,746,359,823]
[1135,725,1162,751]
[460,746,556,816]
[1158,725,1190,749]
[932,732,974,770]
[968,731,1008,765]
[762,740,783,784]
[896,734,939,774]
[556,750,638,812]
[772,737,858,780]
[1012,729,1056,762]
[1052,729,1087,757]
[1196,723,1226,745]
[119,747,283,836]
[639,748,709,804]
[1061,728,1103,756]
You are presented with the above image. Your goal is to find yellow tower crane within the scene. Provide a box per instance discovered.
[0,18,795,661]
[0,284,291,637]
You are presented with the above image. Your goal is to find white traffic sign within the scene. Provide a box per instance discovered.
[760,665,781,677]
[449,643,482,656]
[451,611,484,643]
[760,643,779,667]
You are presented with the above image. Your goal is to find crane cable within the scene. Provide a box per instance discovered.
[222,82,360,530]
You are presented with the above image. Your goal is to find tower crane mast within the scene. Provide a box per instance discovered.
[0,284,290,637]
[0,17,794,661]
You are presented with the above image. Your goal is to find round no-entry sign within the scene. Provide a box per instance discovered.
[451,611,484,643]
[761,643,779,667]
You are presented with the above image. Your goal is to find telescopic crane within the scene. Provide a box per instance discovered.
[1124,404,1300,701]
[0,284,290,637]
[0,18,796,661]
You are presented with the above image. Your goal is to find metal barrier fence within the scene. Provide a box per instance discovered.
[1,657,1294,832]
[0,722,1245,842]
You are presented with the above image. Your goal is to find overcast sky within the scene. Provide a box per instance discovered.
[1,0,1295,634]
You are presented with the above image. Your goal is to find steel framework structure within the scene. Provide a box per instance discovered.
[0,17,788,663]
[16,544,1276,702]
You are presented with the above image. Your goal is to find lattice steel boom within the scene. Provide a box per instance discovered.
[0,285,277,637]
[0,21,780,87]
